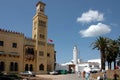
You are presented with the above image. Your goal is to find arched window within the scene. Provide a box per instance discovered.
[30,64,33,71]
[25,64,28,71]
[15,63,18,71]
[39,64,44,70]
[10,62,14,71]
[0,62,5,71]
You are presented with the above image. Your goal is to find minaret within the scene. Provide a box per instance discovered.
[32,1,48,73]
[73,45,78,64]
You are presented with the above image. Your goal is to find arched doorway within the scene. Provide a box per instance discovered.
[30,64,33,71]
[39,64,44,71]
[0,61,5,71]
[25,64,29,71]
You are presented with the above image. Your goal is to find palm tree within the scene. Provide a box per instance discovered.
[111,40,119,69]
[116,36,120,67]
[91,36,108,70]
[105,49,113,69]
[106,39,119,69]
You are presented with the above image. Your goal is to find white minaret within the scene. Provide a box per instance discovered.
[73,45,78,64]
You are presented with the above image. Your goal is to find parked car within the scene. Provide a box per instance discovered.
[60,70,67,74]
[49,71,58,75]
[90,68,100,73]
[20,71,35,77]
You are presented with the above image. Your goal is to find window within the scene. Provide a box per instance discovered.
[47,53,50,57]
[26,48,34,55]
[25,64,29,71]
[39,51,44,56]
[0,41,4,46]
[38,20,46,27]
[10,62,14,71]
[15,63,18,71]
[12,43,17,48]
[40,34,45,39]
[10,62,18,71]
[30,64,33,71]
[39,64,44,70]
[40,6,44,12]
[25,64,33,71]
[0,62,5,71]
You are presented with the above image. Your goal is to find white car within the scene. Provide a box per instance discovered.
[49,71,58,75]
[20,71,35,77]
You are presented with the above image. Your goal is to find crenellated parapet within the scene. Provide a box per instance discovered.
[0,28,24,36]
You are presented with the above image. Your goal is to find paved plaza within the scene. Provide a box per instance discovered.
[36,74,84,80]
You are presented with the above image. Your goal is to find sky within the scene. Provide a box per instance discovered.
[0,0,120,64]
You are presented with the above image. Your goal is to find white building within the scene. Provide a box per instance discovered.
[88,59,101,68]
[55,45,101,73]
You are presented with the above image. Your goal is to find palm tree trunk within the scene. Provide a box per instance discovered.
[107,61,109,69]
[101,50,105,70]
[101,52,103,70]
[108,61,111,70]
[110,62,112,69]
[114,59,116,69]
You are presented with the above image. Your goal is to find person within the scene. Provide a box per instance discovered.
[103,71,107,80]
[82,71,86,80]
[113,71,119,80]
[85,71,90,80]
[78,71,81,78]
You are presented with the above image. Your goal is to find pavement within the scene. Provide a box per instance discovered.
[21,73,96,80]
[36,73,84,80]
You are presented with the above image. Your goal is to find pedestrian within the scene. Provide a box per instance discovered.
[82,71,86,80]
[85,71,90,80]
[103,71,107,80]
[78,71,81,78]
[113,71,119,80]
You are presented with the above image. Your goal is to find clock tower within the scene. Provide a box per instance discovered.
[32,1,48,74]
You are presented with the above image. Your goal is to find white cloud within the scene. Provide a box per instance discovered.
[77,10,104,23]
[79,23,111,37]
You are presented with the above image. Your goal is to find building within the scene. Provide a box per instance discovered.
[55,45,101,73]
[88,59,101,69]
[0,1,56,74]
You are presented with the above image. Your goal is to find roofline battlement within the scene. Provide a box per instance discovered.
[0,28,24,36]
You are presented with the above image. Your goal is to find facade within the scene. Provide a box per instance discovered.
[0,1,56,74]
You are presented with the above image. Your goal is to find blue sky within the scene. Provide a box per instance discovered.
[0,0,120,64]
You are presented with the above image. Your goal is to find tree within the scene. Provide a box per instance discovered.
[111,40,119,69]
[117,36,120,67]
[105,48,113,70]
[106,39,119,69]
[91,36,108,70]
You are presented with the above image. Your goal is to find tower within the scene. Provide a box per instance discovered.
[73,45,78,64]
[32,1,48,73]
